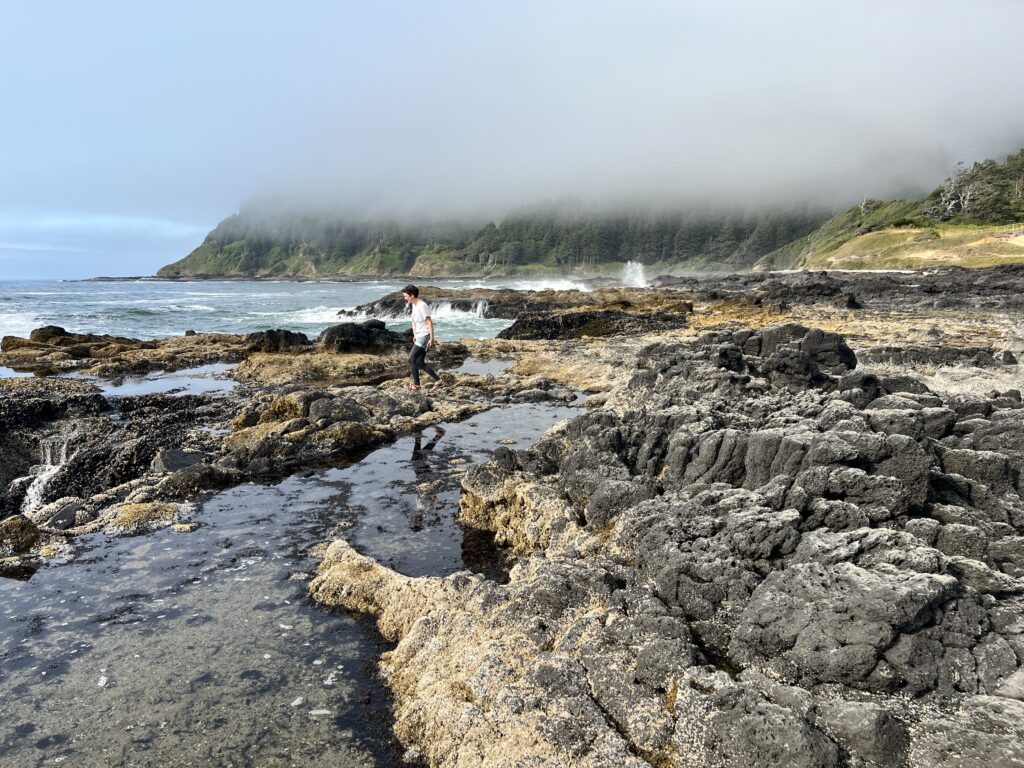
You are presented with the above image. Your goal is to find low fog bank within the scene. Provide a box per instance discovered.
[3,1,1024,277]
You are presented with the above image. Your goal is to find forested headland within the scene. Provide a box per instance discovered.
[157,149,1024,278]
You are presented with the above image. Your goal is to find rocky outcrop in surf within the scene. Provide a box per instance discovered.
[312,323,1024,767]
[338,286,694,322]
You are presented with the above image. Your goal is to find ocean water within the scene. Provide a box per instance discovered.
[0,276,594,344]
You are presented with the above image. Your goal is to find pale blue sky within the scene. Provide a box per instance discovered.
[2,0,1023,278]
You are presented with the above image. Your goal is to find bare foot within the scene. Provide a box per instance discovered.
[405,383,421,391]
[431,378,447,390]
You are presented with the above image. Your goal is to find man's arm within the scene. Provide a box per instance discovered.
[426,316,435,348]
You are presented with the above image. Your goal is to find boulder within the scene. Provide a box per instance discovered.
[244,328,310,352]
[318,321,408,352]
[0,514,40,554]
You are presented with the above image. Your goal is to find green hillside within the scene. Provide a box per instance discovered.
[157,212,477,278]
[157,206,827,278]
[759,149,1024,270]
[159,149,1024,278]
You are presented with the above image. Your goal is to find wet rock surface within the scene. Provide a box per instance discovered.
[0,325,249,376]
[313,317,1024,767]
[5,265,1024,766]
[497,306,689,340]
[318,319,410,353]
[0,322,574,562]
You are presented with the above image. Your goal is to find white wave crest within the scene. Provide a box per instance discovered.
[0,311,39,339]
[504,278,592,292]
[345,299,489,323]
[251,306,345,324]
[166,304,216,312]
[430,299,489,319]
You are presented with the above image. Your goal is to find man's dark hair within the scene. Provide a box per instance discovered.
[402,284,419,297]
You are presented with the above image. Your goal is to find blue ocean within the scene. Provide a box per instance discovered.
[0,276,595,343]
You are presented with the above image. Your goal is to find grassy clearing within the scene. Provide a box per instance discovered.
[798,221,1024,270]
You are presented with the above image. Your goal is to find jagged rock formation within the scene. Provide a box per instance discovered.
[655,263,1024,314]
[318,319,410,352]
[0,321,581,575]
[312,323,1024,767]
[497,307,690,340]
[339,286,695,322]
[0,321,421,377]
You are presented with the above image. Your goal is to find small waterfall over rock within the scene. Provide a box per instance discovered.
[471,299,488,318]
[18,430,75,516]
[623,261,649,288]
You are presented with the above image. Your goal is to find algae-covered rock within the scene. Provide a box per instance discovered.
[0,514,41,555]
[106,502,180,535]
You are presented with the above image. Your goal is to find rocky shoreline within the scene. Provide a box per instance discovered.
[4,266,1024,766]
[0,318,583,574]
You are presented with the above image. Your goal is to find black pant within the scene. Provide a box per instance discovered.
[409,343,439,386]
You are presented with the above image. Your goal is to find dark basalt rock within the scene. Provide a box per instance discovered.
[150,449,207,474]
[696,323,856,393]
[318,320,409,352]
[656,262,1024,313]
[157,463,241,498]
[244,328,311,352]
[1,379,112,515]
[0,514,40,555]
[451,323,1024,765]
[20,325,152,348]
[859,345,1018,369]
[0,378,108,429]
[497,308,687,340]
[11,393,232,511]
[339,286,695,325]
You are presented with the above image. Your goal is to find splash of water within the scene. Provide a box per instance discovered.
[623,261,649,288]
[19,431,75,516]
[343,299,490,322]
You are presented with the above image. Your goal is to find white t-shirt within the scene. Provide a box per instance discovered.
[411,300,431,342]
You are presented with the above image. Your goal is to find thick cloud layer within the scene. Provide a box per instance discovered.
[1,1,1022,276]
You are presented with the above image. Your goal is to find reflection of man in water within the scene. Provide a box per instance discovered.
[410,426,445,530]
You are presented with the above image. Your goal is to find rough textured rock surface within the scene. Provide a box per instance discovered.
[318,319,410,353]
[6,266,1024,764]
[0,326,248,376]
[313,322,1024,767]
[497,307,689,340]
[0,320,576,563]
[340,286,693,321]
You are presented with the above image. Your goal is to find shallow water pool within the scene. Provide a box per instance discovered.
[0,400,577,767]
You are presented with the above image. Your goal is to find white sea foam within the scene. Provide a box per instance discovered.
[1,279,518,341]
[505,277,592,292]
[251,306,346,324]
[0,311,38,339]
[161,304,217,312]
[19,430,76,516]
[430,300,489,319]
[437,277,592,292]
[344,300,491,324]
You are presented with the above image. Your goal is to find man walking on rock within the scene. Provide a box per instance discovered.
[403,284,445,391]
